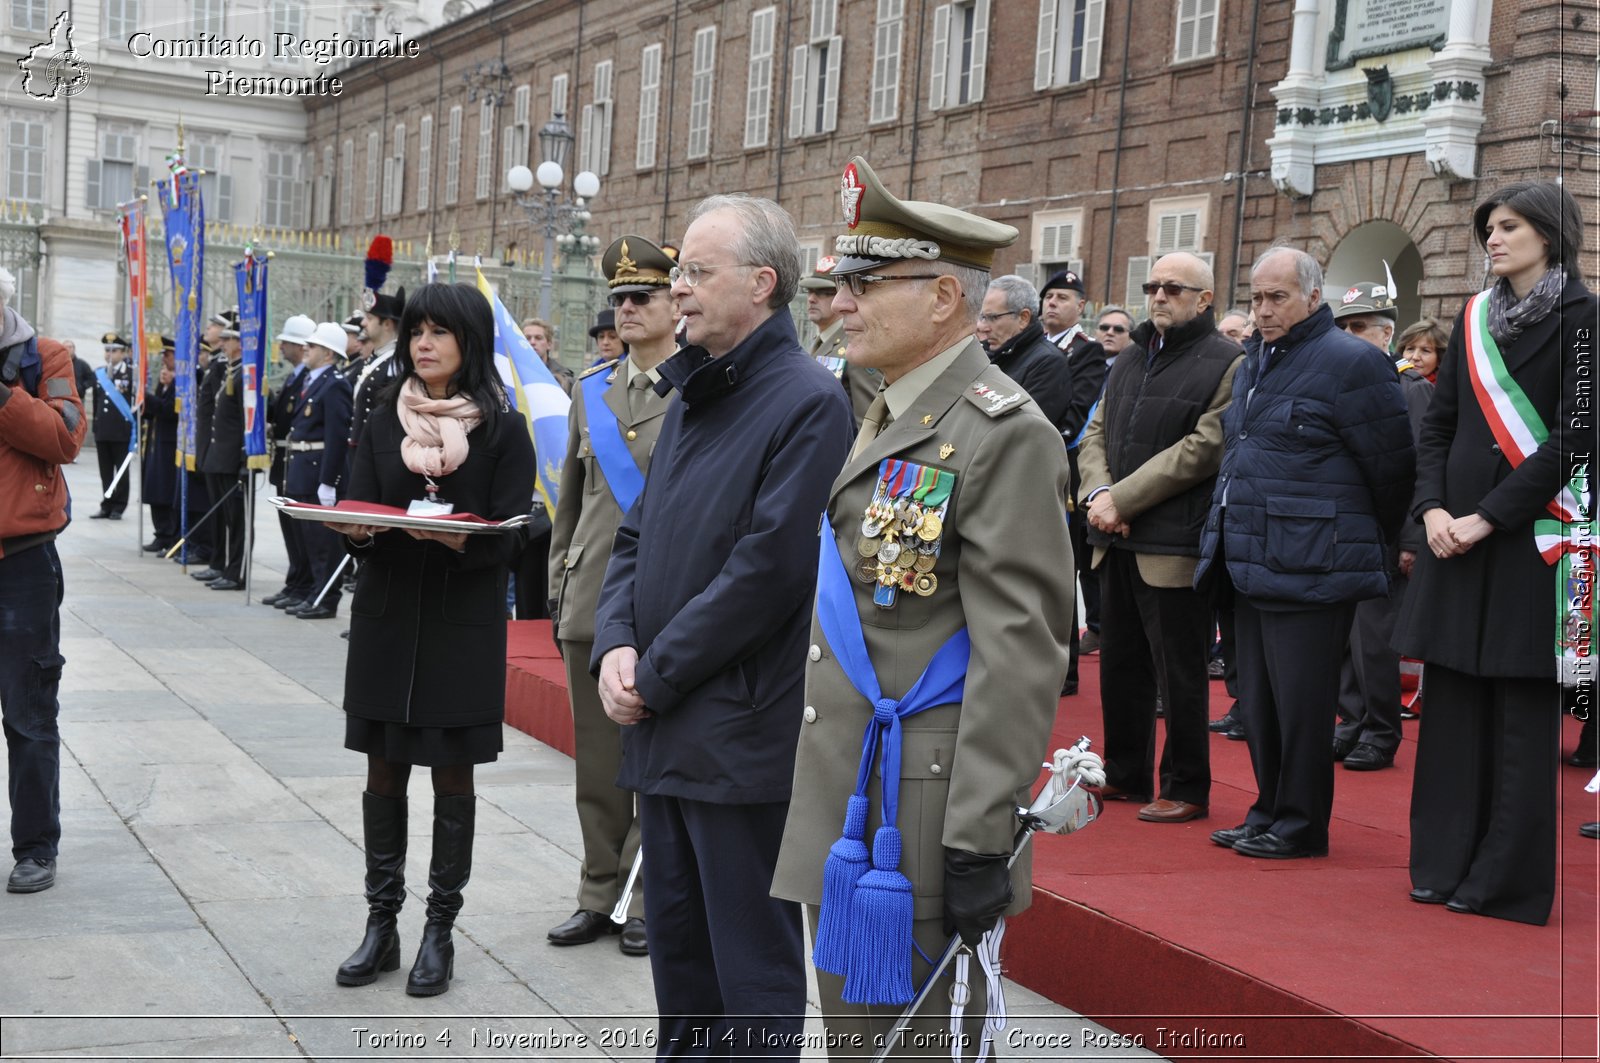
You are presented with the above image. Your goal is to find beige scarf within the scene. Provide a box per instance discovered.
[396,377,482,479]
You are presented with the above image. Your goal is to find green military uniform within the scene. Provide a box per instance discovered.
[771,157,1075,1057]
[547,236,676,932]
[803,257,879,426]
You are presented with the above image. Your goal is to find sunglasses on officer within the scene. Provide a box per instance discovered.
[1096,322,1128,334]
[609,289,663,309]
[1141,281,1205,297]
[1335,318,1389,335]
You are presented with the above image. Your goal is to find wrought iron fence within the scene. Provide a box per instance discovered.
[0,201,44,322]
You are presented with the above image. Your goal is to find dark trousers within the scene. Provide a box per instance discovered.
[639,794,804,1059]
[148,503,178,547]
[1071,508,1100,631]
[1098,549,1212,804]
[1233,596,1356,850]
[513,524,553,620]
[0,543,64,861]
[96,442,130,514]
[1410,664,1560,925]
[286,492,342,608]
[277,509,313,597]
[205,472,245,580]
[1336,582,1404,754]
[1216,606,1240,700]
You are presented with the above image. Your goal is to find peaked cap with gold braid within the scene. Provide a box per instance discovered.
[602,234,678,295]
[831,155,1018,276]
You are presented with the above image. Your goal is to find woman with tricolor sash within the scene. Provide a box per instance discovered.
[1396,180,1597,925]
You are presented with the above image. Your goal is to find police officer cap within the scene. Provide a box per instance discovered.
[100,332,129,349]
[341,312,365,336]
[209,307,240,338]
[603,235,677,295]
[159,335,175,351]
[589,308,618,338]
[307,321,350,354]
[798,255,840,292]
[277,314,317,345]
[1334,280,1398,321]
[1040,269,1086,298]
[364,286,406,323]
[831,156,1018,277]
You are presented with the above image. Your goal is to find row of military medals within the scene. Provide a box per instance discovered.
[856,459,955,608]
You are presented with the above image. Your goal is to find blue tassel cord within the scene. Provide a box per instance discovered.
[813,794,871,974]
[842,826,915,1005]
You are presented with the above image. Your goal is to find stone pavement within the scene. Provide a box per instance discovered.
[0,450,1156,1062]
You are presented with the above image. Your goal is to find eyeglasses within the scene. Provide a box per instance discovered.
[1141,281,1206,297]
[1336,319,1388,334]
[839,272,943,297]
[668,262,759,287]
[978,310,1019,324]
[1097,323,1128,334]
[609,289,663,308]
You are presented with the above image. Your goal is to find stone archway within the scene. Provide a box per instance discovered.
[1325,220,1425,339]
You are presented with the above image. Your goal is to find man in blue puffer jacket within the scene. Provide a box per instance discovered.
[1195,247,1415,860]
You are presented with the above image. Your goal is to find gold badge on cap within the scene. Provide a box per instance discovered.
[841,163,864,228]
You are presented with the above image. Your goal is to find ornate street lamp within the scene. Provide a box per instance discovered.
[507,114,601,321]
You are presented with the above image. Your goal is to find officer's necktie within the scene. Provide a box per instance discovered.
[850,394,891,461]
[628,372,652,421]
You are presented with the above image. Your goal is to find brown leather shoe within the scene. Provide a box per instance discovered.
[1137,799,1208,823]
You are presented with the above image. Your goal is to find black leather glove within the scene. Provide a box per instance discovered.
[942,848,1012,947]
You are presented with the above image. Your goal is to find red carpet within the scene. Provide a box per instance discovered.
[506,620,1600,1062]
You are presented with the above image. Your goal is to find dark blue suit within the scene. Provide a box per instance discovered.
[268,365,310,597]
[285,366,353,608]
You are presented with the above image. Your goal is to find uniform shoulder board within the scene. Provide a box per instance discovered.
[962,368,1029,419]
[579,358,619,380]
[1393,358,1412,374]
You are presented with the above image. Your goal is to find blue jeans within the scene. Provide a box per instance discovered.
[0,541,64,861]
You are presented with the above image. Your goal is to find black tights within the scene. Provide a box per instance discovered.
[366,755,474,798]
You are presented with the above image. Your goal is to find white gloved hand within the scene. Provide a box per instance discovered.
[317,484,337,507]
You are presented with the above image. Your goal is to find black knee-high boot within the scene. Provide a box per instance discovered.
[336,792,407,986]
[406,794,475,996]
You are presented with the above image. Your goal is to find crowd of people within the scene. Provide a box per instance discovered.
[2,167,1595,1059]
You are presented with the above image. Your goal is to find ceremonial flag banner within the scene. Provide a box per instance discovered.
[236,253,270,471]
[473,264,569,511]
[160,168,204,471]
[120,203,149,417]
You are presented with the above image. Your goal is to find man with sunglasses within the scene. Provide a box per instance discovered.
[1078,253,1244,824]
[547,235,680,960]
[1095,306,1139,358]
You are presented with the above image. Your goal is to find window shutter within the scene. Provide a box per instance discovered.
[579,104,595,174]
[1014,262,1040,286]
[969,0,990,102]
[1040,222,1074,260]
[1034,0,1056,90]
[1125,255,1151,315]
[134,164,148,199]
[822,35,842,132]
[1176,0,1198,61]
[515,84,530,126]
[598,101,612,175]
[789,44,809,137]
[930,4,950,111]
[213,174,231,221]
[86,159,102,210]
[552,73,569,119]
[1067,257,1084,280]
[1178,212,1198,249]
[1084,0,1105,80]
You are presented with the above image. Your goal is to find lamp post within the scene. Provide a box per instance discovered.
[507,113,602,323]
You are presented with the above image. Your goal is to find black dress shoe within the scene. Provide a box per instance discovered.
[143,540,167,553]
[1208,712,1240,733]
[191,568,222,582]
[619,917,648,956]
[1445,897,1475,914]
[296,603,338,620]
[1061,680,1078,696]
[1409,887,1450,904]
[1222,719,1248,741]
[1210,823,1266,849]
[1342,743,1394,771]
[1232,832,1327,859]
[7,857,55,893]
[274,597,306,611]
[547,909,620,946]
[261,590,290,606]
[108,511,123,520]
[208,578,243,591]
[1580,822,1600,840]
[89,510,111,519]
[1570,748,1599,768]
[1332,737,1356,761]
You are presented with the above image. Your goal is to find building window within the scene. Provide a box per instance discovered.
[416,114,432,212]
[1031,209,1084,281]
[264,143,302,228]
[347,5,376,39]
[364,130,380,220]
[475,99,494,200]
[637,43,662,169]
[270,1,304,67]
[104,0,140,41]
[86,123,142,211]
[11,0,49,33]
[1035,0,1104,89]
[382,122,405,216]
[5,115,46,204]
[870,0,904,125]
[190,137,231,222]
[193,0,224,35]
[503,84,531,190]
[551,73,569,120]
[746,7,776,148]
[789,0,840,139]
[316,145,333,228]
[1175,0,1219,63]
[929,0,989,111]
[580,61,613,176]
[687,26,717,159]
[339,138,353,223]
[443,105,461,205]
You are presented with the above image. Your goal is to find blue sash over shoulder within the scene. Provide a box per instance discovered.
[812,523,969,1005]
[579,365,646,514]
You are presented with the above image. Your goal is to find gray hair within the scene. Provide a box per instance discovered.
[0,266,14,308]
[931,262,989,321]
[1252,247,1323,304]
[1217,309,1250,327]
[689,194,802,309]
[988,275,1039,318]
[1098,304,1134,323]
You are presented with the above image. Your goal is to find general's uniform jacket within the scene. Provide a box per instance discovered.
[284,367,353,498]
[547,357,672,643]
[92,359,134,444]
[808,319,877,426]
[772,340,1076,921]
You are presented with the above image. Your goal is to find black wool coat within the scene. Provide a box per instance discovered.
[1395,277,1600,678]
[341,396,537,728]
[142,380,178,504]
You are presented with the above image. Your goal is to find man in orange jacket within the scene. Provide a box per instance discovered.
[0,266,87,894]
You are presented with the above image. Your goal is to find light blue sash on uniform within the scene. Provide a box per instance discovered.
[579,367,646,513]
[94,366,133,424]
[812,525,970,1005]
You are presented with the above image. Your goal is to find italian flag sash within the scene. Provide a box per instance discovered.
[1462,290,1594,685]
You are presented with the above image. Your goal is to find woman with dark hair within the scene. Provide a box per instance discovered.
[325,282,536,992]
[1395,180,1597,925]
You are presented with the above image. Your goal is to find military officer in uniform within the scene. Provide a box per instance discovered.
[349,261,404,458]
[198,311,248,590]
[545,235,679,958]
[283,323,354,620]
[263,314,316,609]
[89,333,135,519]
[803,256,877,426]
[772,158,1076,1057]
